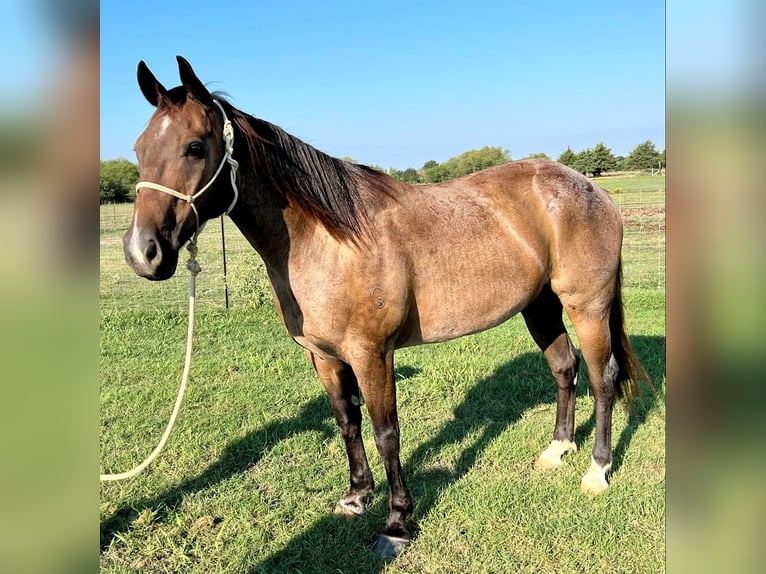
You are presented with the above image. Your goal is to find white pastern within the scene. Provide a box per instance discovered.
[580,456,612,495]
[535,439,577,470]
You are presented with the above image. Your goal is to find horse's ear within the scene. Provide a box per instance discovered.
[137,60,168,107]
[177,55,213,106]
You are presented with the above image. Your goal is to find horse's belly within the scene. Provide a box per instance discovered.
[404,258,543,345]
[414,294,529,344]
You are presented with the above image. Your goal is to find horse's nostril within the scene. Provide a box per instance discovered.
[146,239,158,262]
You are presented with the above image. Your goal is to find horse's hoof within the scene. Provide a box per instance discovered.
[535,440,577,470]
[534,456,560,470]
[580,475,609,495]
[333,500,363,518]
[580,457,611,495]
[374,534,410,561]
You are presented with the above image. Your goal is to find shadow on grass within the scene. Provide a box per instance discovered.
[611,335,666,473]
[99,365,423,551]
[249,335,665,573]
[100,336,664,573]
[99,393,338,551]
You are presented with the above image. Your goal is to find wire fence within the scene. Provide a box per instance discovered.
[100,184,664,313]
[611,189,666,291]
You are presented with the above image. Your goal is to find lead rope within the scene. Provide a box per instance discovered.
[100,240,201,481]
[101,100,238,481]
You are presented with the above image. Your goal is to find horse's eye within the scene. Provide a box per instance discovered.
[184,142,205,159]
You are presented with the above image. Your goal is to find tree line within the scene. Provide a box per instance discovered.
[556,140,665,178]
[370,139,665,183]
[100,139,664,203]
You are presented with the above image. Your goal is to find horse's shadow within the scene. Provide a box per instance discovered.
[99,394,338,550]
[100,335,664,573]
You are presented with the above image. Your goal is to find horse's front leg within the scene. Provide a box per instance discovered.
[350,349,413,560]
[307,351,374,516]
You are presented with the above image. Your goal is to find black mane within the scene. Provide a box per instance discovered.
[218,99,394,244]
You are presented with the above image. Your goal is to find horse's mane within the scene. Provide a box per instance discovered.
[214,97,395,244]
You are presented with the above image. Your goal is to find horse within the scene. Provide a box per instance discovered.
[123,56,648,559]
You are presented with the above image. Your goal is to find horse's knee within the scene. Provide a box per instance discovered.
[373,425,400,457]
[542,333,578,380]
[553,353,579,384]
[337,415,361,440]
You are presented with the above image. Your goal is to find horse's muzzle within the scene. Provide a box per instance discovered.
[122,227,179,281]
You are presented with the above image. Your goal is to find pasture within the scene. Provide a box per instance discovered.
[100,174,665,573]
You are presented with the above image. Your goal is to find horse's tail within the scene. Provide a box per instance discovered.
[610,260,651,408]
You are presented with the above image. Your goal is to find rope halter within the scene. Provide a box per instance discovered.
[135,99,240,243]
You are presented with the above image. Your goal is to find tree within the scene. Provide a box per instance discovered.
[363,149,516,185]
[397,167,421,183]
[99,179,128,203]
[449,146,511,178]
[422,162,452,183]
[625,140,661,171]
[386,167,421,183]
[100,158,139,203]
[557,147,577,168]
[590,142,617,177]
[572,148,595,176]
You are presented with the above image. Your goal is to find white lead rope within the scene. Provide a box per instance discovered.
[100,243,201,481]
[101,100,238,481]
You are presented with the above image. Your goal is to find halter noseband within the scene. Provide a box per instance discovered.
[135,99,240,241]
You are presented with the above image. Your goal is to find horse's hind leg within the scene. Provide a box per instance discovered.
[522,285,580,469]
[559,305,618,495]
[307,351,374,516]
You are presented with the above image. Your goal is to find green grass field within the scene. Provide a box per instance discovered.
[100,174,665,573]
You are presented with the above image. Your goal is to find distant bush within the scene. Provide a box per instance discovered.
[100,158,139,203]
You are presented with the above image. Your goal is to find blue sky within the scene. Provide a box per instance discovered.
[100,1,665,169]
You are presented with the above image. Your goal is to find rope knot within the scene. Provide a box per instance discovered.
[186,258,202,276]
[223,120,235,155]
[186,242,201,276]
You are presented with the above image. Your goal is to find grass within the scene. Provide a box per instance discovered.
[100,175,665,573]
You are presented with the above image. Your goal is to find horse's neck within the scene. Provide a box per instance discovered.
[227,179,317,333]
[227,176,308,273]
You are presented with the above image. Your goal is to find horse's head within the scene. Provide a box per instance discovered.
[123,56,237,280]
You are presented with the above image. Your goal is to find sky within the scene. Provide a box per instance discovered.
[100,0,665,169]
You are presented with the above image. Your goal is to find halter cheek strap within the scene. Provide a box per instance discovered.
[135,99,240,240]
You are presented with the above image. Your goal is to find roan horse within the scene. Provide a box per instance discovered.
[124,56,648,559]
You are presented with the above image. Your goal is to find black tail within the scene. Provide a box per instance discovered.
[610,261,652,408]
